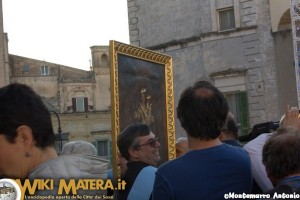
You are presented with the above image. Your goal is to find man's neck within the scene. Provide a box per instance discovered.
[30,147,58,171]
[187,136,222,151]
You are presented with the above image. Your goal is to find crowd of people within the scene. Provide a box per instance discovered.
[0,81,300,199]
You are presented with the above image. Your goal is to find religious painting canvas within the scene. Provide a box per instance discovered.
[109,40,176,177]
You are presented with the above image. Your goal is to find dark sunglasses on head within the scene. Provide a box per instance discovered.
[133,137,159,148]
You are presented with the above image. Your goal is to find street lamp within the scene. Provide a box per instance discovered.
[50,110,63,153]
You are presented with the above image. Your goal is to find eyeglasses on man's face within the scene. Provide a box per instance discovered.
[133,137,159,148]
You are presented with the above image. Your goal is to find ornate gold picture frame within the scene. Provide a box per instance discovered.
[109,40,176,177]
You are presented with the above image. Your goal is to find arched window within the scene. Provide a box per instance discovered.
[278,9,291,31]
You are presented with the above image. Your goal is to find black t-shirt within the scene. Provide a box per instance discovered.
[116,161,150,200]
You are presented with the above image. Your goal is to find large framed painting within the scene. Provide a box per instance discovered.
[109,40,176,177]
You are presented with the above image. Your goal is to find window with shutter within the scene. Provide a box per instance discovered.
[84,97,88,112]
[225,91,250,136]
[218,7,235,31]
[71,97,88,112]
[96,140,109,159]
[72,98,76,112]
[93,140,112,166]
[41,66,49,76]
[77,97,84,112]
[22,64,30,72]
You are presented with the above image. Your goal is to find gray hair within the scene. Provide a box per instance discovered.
[61,140,97,156]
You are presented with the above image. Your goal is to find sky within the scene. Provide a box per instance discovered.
[2,0,130,70]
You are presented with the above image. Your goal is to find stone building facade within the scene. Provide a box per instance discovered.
[0,34,112,162]
[7,48,113,160]
[127,0,296,137]
[0,0,9,87]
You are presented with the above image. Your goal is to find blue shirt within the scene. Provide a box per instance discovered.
[152,144,252,200]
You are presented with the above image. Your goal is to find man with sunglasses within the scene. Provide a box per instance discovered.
[117,122,160,200]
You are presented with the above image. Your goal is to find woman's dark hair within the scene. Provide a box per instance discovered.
[0,83,55,148]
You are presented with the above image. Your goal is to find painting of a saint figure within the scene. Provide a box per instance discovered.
[110,41,175,174]
[134,88,155,129]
